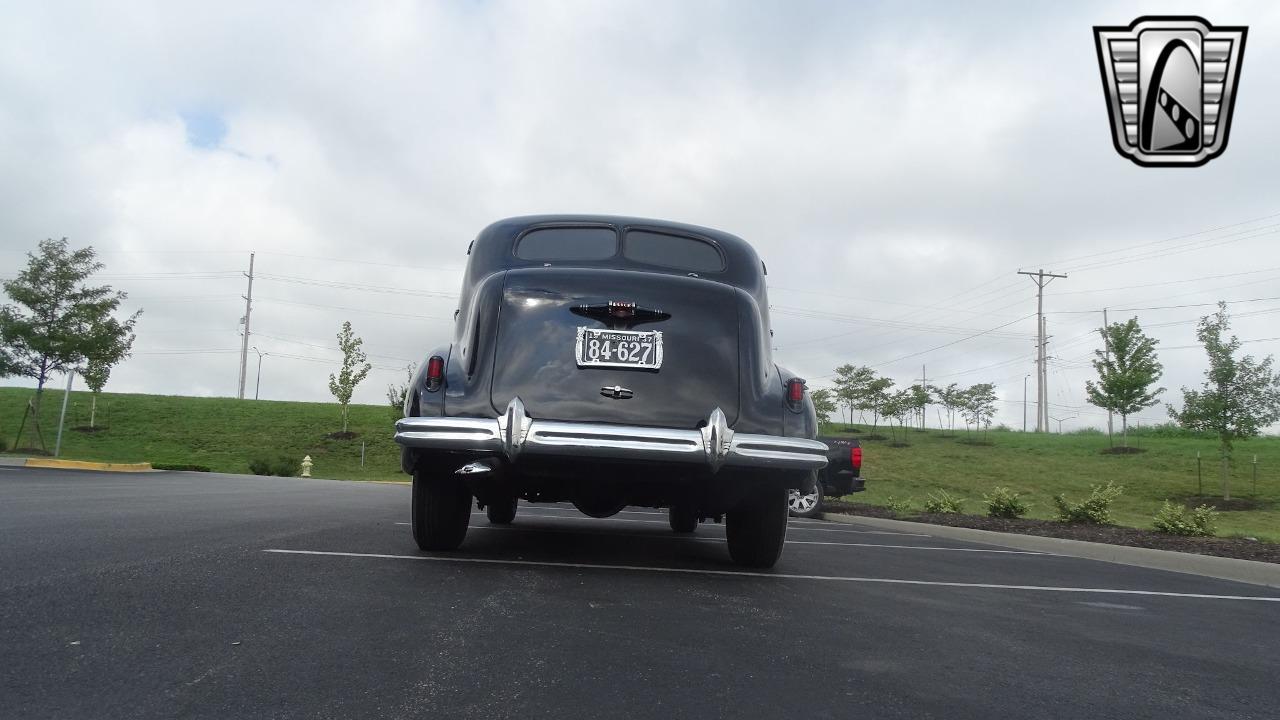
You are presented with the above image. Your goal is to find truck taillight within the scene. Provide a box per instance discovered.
[786,378,805,410]
[426,355,445,392]
[851,446,862,470]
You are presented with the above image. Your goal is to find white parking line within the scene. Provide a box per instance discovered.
[389,522,1042,554]
[261,549,1280,603]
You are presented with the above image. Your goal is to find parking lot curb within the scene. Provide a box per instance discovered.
[821,512,1280,589]
[22,458,154,472]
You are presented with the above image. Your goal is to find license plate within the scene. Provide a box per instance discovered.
[575,327,663,369]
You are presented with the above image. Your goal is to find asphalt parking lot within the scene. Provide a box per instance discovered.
[3,467,1279,719]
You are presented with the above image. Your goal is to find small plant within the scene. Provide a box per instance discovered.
[923,490,965,514]
[983,486,1029,519]
[1053,481,1124,524]
[249,455,301,477]
[1152,501,1217,537]
[885,496,913,516]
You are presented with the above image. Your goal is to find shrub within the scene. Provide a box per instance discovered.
[923,490,965,514]
[152,463,211,472]
[249,455,301,477]
[983,486,1029,518]
[1152,501,1217,537]
[885,496,913,516]
[1053,481,1124,524]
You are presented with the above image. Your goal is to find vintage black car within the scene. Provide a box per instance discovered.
[394,215,827,567]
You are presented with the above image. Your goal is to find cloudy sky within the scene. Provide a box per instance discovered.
[2,0,1278,431]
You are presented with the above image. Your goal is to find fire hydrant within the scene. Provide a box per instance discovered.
[301,455,313,478]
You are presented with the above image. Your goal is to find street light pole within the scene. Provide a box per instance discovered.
[251,347,268,401]
[1050,415,1077,434]
[1023,374,1029,432]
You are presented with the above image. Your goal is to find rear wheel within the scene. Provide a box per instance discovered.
[411,468,472,551]
[486,496,518,525]
[726,484,789,568]
[788,477,824,519]
[669,505,698,533]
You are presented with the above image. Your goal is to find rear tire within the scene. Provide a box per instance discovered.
[411,468,472,551]
[726,484,789,568]
[486,496,518,525]
[788,477,824,519]
[669,505,698,533]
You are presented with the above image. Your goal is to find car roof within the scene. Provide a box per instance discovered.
[463,214,767,298]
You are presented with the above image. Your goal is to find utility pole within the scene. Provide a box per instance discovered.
[1102,306,1113,443]
[1023,374,1029,432]
[237,252,255,400]
[914,364,927,430]
[1018,268,1066,432]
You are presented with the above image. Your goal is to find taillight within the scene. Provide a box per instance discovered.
[786,377,805,411]
[426,355,445,392]
[851,446,862,470]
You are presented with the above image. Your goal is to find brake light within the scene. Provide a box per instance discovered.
[786,377,805,411]
[426,355,445,392]
[851,446,862,470]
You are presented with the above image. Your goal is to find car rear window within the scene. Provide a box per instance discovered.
[515,227,617,260]
[624,231,724,272]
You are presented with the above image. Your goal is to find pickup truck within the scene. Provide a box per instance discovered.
[788,436,863,518]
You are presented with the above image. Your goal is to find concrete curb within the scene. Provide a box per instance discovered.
[22,458,154,473]
[822,512,1280,590]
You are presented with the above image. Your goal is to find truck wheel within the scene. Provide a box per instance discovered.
[486,496,518,525]
[787,480,824,519]
[669,505,698,533]
[726,484,788,568]
[411,468,472,551]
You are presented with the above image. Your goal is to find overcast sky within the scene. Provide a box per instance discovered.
[2,0,1278,431]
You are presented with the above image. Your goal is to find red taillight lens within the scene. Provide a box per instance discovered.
[426,355,445,392]
[787,378,805,403]
[851,446,862,470]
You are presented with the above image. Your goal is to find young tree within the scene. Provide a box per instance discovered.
[1169,303,1280,499]
[883,388,914,443]
[1085,318,1164,448]
[79,314,138,427]
[809,388,837,426]
[328,320,373,433]
[0,238,140,433]
[909,383,930,430]
[961,383,998,441]
[386,363,416,421]
[859,377,894,437]
[930,382,963,433]
[832,364,874,427]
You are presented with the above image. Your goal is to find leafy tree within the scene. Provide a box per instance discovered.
[1169,303,1280,499]
[908,383,930,430]
[930,382,963,433]
[1085,318,1164,447]
[79,314,138,427]
[328,320,372,433]
[860,377,894,436]
[882,388,913,443]
[832,364,874,427]
[386,363,416,421]
[960,383,998,440]
[809,388,837,425]
[0,238,140,431]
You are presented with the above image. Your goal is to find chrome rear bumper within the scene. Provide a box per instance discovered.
[394,398,827,472]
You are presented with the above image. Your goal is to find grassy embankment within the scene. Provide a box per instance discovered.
[0,386,405,482]
[825,423,1279,542]
[2,386,1276,540]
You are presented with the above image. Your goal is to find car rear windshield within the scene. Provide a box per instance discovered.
[514,227,618,260]
[624,230,725,272]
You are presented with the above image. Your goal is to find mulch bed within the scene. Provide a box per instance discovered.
[823,499,1280,565]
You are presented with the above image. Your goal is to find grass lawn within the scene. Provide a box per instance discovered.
[0,386,405,482]
[829,423,1280,542]
[3,385,1276,541]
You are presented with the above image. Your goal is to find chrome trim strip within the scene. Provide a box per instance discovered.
[395,399,828,472]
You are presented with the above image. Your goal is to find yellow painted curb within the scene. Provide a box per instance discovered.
[24,458,153,472]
